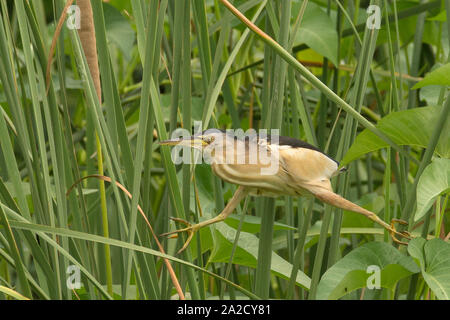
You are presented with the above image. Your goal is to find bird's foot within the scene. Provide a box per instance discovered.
[160,217,200,254]
[389,219,412,246]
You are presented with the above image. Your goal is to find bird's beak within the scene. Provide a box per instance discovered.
[158,137,208,147]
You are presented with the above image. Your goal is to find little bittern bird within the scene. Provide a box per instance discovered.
[160,129,411,253]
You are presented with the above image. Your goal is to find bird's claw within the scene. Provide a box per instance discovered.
[390,219,412,246]
[160,217,198,254]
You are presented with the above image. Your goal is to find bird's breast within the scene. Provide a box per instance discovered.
[211,162,297,197]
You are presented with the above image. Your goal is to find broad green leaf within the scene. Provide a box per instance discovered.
[341,193,385,228]
[317,242,419,300]
[413,63,450,89]
[407,237,427,270]
[208,222,311,289]
[103,2,135,60]
[342,106,450,165]
[419,85,441,105]
[108,0,133,12]
[408,238,450,300]
[292,2,338,66]
[414,158,450,221]
[427,10,447,22]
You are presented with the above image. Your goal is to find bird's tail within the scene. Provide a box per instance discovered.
[331,166,347,177]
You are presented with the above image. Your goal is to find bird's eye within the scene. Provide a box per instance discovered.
[206,136,215,143]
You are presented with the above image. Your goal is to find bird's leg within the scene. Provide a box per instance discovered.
[161,186,249,254]
[312,188,412,245]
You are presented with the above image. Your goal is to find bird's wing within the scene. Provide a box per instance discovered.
[278,146,339,185]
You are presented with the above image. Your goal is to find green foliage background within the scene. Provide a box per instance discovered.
[0,0,448,300]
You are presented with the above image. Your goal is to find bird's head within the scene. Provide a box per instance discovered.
[158,129,227,151]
